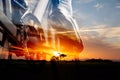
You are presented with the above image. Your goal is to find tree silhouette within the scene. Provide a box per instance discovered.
[51,53,67,61]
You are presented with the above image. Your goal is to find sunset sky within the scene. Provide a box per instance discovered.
[0,0,120,61]
[72,0,120,61]
[26,0,120,61]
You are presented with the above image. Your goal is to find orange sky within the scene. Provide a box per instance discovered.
[9,26,120,61]
[79,33,120,61]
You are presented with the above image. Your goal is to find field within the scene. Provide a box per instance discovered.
[0,60,120,80]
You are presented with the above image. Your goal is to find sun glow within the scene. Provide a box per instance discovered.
[9,26,83,61]
[53,51,61,57]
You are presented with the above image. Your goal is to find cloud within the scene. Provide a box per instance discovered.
[79,26,120,60]
[75,0,95,4]
[116,6,120,8]
[46,24,120,61]
[94,3,104,10]
[80,33,120,60]
[79,25,120,48]
[73,10,88,27]
[116,3,120,8]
